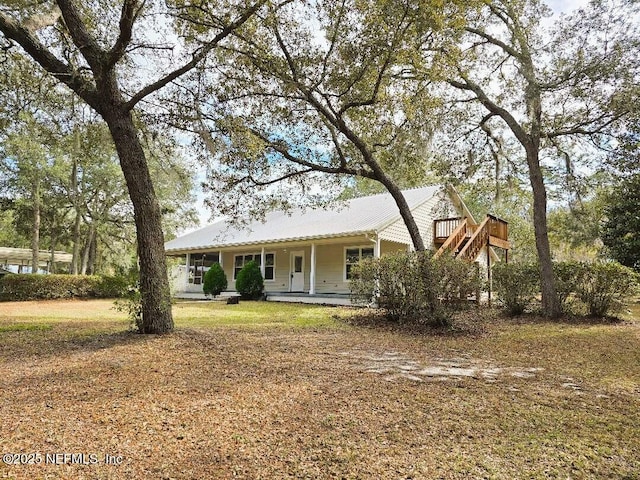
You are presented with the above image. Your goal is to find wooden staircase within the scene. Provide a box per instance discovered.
[433,215,510,261]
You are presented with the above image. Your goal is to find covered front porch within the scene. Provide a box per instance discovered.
[168,234,409,300]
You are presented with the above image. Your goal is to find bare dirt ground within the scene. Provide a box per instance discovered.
[1,299,639,479]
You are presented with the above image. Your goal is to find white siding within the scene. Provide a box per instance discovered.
[378,191,457,249]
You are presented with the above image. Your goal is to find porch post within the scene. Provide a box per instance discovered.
[260,247,266,278]
[310,242,316,295]
[219,250,223,268]
[185,253,191,290]
[374,237,381,258]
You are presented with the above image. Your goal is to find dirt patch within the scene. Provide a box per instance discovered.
[341,350,543,384]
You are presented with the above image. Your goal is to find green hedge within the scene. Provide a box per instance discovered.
[493,261,638,317]
[0,274,130,301]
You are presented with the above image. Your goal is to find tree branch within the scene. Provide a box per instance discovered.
[124,0,266,111]
[106,0,144,71]
[0,11,99,109]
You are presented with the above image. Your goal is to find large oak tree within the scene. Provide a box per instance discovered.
[0,0,263,332]
[438,0,639,317]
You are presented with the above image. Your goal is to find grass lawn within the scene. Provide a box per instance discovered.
[0,298,639,479]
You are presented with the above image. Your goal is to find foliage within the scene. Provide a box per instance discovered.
[573,261,638,317]
[494,261,638,318]
[203,263,227,297]
[234,260,264,300]
[190,0,473,251]
[350,251,481,327]
[113,283,143,332]
[0,273,130,301]
[492,262,540,316]
[602,174,640,272]
[552,261,581,314]
[436,0,640,317]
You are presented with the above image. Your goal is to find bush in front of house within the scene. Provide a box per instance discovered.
[492,262,540,315]
[350,251,481,327]
[573,261,638,317]
[203,263,227,297]
[234,260,264,300]
[0,273,130,301]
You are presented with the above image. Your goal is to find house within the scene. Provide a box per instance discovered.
[165,185,509,303]
[0,247,73,274]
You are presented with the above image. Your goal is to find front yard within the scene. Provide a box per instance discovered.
[1,299,639,479]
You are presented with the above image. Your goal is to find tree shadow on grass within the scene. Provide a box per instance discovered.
[0,323,157,363]
[342,307,492,337]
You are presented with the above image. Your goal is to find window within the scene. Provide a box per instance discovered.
[345,246,374,280]
[233,253,275,281]
[188,253,220,285]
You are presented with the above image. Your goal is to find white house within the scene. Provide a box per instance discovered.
[164,185,509,303]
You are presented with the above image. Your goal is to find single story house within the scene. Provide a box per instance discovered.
[0,247,73,274]
[165,185,509,303]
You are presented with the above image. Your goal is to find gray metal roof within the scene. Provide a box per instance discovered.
[165,185,441,252]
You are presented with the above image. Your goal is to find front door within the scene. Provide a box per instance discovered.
[290,251,305,292]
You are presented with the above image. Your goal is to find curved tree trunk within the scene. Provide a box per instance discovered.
[102,107,174,334]
[378,176,426,251]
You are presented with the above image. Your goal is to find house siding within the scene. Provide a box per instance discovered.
[378,191,457,250]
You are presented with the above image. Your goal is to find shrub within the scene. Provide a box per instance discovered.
[573,261,638,317]
[553,261,582,314]
[113,283,143,332]
[350,251,481,327]
[95,275,131,298]
[235,260,264,299]
[203,263,227,297]
[492,262,539,315]
[0,273,130,301]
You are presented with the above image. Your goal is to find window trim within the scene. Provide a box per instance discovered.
[344,245,375,281]
[233,252,276,281]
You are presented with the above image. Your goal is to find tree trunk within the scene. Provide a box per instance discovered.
[526,148,561,318]
[81,224,95,275]
[102,107,174,334]
[71,212,81,275]
[49,235,57,274]
[71,157,81,275]
[30,182,40,274]
[88,233,97,275]
[380,177,426,251]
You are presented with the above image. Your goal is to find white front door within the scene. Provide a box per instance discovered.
[290,251,305,292]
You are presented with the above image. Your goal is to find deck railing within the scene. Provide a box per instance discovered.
[433,217,464,244]
[434,214,509,261]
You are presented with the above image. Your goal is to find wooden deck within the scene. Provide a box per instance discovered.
[434,214,510,260]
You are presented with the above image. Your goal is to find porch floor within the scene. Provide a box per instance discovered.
[173,291,354,306]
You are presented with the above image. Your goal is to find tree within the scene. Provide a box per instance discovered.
[438,0,640,317]
[0,0,264,333]
[190,0,470,251]
[602,174,640,272]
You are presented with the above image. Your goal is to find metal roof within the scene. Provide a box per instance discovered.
[165,185,442,252]
[0,247,73,265]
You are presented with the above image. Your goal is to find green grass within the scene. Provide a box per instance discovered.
[0,323,52,332]
[173,299,349,328]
